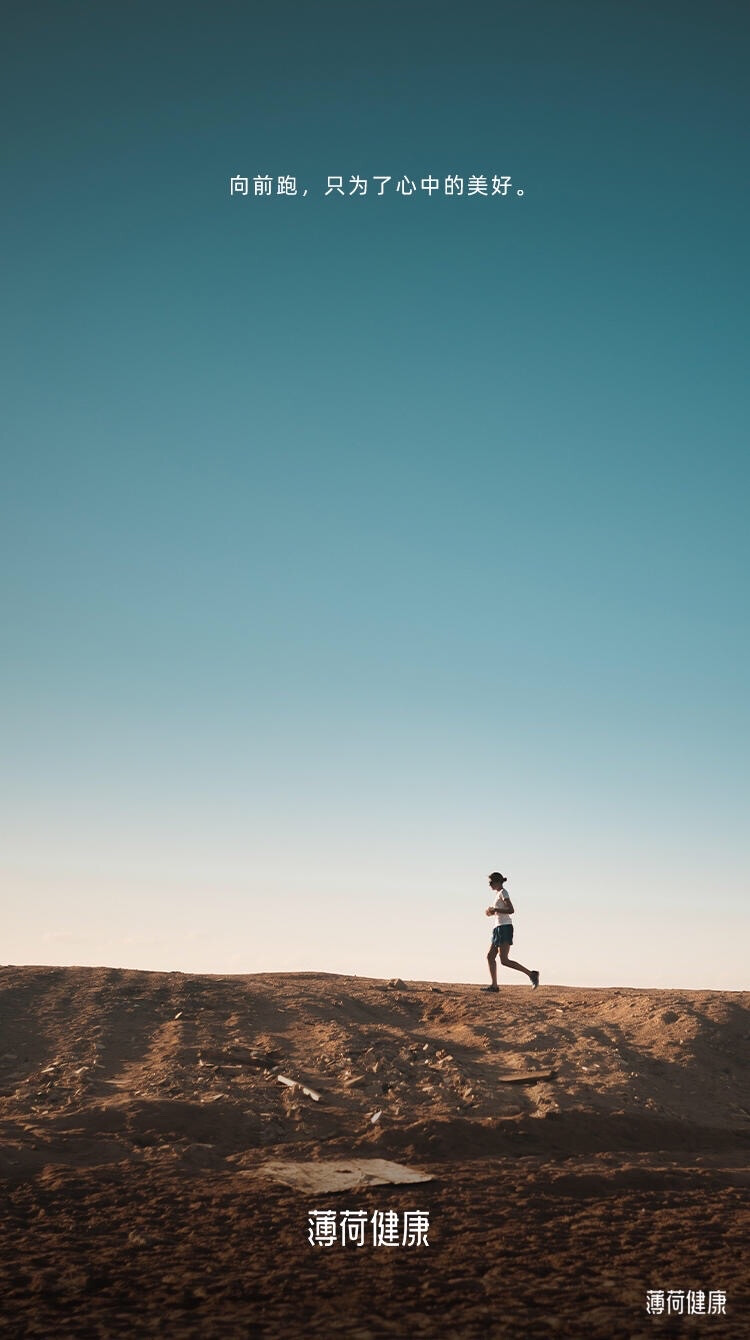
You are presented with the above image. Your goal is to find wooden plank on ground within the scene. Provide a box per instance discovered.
[496,1069,555,1084]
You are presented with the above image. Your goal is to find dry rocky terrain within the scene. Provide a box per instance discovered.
[0,967,747,1337]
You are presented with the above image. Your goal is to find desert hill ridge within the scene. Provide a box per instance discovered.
[1,966,748,1174]
[1,967,748,1338]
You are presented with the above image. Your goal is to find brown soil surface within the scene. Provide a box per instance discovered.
[1,967,748,1337]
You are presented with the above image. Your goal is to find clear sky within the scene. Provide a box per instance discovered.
[3,1,748,988]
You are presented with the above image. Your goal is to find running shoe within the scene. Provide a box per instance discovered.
[530,970,540,990]
[482,985,500,993]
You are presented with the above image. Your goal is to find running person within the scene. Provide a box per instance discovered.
[483,872,539,992]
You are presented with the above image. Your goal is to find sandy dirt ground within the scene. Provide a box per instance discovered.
[0,966,748,1338]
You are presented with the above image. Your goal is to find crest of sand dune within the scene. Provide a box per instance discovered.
[0,967,748,1175]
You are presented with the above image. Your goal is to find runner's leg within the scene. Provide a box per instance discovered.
[499,944,533,979]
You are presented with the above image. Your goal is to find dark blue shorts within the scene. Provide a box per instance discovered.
[492,924,514,947]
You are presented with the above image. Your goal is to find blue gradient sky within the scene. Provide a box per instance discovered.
[3,2,748,987]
